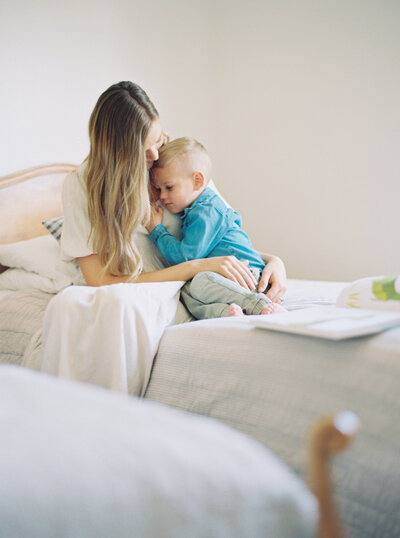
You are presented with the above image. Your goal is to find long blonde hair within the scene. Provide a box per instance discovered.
[86,81,158,279]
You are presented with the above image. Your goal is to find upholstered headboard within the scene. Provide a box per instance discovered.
[0,164,77,246]
[0,163,77,273]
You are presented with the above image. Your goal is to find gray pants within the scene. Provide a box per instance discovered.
[180,271,271,319]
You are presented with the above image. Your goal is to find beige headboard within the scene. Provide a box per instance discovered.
[0,163,77,246]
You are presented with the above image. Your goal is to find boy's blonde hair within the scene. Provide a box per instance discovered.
[153,137,212,184]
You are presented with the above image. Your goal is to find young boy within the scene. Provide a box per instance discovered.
[146,137,286,319]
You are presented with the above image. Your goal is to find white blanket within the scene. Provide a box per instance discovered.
[39,281,183,396]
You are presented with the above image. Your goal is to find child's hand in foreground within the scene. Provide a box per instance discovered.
[145,203,163,233]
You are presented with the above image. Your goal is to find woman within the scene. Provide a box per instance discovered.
[61,81,287,300]
[41,81,287,395]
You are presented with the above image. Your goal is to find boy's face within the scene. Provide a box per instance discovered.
[151,158,199,213]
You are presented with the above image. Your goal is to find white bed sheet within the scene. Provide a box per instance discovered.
[283,278,347,310]
[0,290,12,301]
[145,280,400,538]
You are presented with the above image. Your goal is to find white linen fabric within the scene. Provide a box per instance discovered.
[40,281,183,396]
[0,365,317,538]
[0,290,11,301]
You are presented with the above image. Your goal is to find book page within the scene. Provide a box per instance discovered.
[251,307,400,340]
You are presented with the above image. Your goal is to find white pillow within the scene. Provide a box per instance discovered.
[0,365,317,538]
[0,235,76,280]
[0,235,83,292]
[0,268,69,294]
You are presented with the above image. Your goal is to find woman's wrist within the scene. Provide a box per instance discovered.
[259,251,280,265]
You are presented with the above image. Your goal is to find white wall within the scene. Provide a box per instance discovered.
[211,0,400,281]
[0,0,217,173]
[1,0,399,281]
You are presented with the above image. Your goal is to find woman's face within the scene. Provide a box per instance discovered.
[144,120,164,169]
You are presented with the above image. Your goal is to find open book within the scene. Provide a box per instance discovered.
[250,275,400,340]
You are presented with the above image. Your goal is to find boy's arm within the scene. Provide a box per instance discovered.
[148,205,227,264]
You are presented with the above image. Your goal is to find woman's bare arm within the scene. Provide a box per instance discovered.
[78,253,257,289]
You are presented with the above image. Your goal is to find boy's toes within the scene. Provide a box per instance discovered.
[228,303,245,317]
[261,303,288,315]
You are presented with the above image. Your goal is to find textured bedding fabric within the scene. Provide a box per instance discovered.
[0,366,317,538]
[145,300,400,537]
[0,278,343,369]
[0,289,53,366]
[2,280,400,536]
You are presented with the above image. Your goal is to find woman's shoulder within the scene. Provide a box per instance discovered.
[62,161,90,220]
[60,161,92,260]
[63,162,87,191]
[62,162,88,204]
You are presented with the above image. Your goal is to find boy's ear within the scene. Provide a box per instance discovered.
[193,171,205,191]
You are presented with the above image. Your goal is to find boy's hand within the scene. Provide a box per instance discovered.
[149,181,160,204]
[145,203,163,233]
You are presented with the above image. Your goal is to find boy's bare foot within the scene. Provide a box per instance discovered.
[228,303,245,317]
[261,303,288,315]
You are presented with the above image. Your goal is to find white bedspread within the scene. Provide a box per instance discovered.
[0,365,317,538]
[39,281,183,396]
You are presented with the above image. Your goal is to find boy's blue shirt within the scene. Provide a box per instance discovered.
[148,187,265,270]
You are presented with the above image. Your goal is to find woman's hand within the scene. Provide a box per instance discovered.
[145,203,163,233]
[257,254,287,302]
[200,256,258,291]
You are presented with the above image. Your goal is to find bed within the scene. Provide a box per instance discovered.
[1,164,399,538]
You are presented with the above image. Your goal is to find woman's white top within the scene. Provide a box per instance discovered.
[60,163,94,262]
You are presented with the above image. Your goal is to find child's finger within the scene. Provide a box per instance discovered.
[155,205,164,220]
[149,183,159,204]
